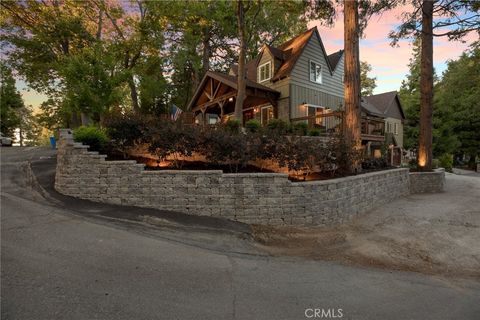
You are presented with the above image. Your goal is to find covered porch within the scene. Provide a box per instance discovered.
[187,71,280,125]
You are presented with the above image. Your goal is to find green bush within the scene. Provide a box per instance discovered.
[148,121,199,169]
[266,118,289,134]
[432,158,439,169]
[103,112,151,157]
[245,119,261,133]
[200,125,249,172]
[291,122,308,136]
[224,119,241,133]
[308,128,321,136]
[439,153,453,172]
[73,126,108,152]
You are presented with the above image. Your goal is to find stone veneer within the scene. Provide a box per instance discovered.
[409,168,445,194]
[55,132,412,226]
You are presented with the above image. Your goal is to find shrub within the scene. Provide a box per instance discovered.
[432,158,439,169]
[266,118,289,135]
[291,122,308,136]
[200,125,249,172]
[361,157,388,170]
[245,119,261,133]
[103,112,151,158]
[308,128,321,136]
[224,119,241,133]
[326,134,364,175]
[439,153,453,172]
[148,121,199,169]
[73,126,108,152]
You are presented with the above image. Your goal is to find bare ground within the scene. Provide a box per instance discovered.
[253,172,480,279]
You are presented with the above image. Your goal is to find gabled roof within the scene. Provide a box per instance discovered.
[229,26,339,82]
[363,91,405,120]
[273,27,336,81]
[265,45,284,61]
[186,71,279,110]
[361,97,384,118]
[327,50,344,72]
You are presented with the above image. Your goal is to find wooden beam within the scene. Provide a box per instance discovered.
[192,91,236,112]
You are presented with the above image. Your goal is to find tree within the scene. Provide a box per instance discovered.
[398,38,422,151]
[0,0,167,124]
[234,0,248,123]
[16,105,43,146]
[435,44,480,168]
[390,0,480,170]
[343,0,362,173]
[0,66,23,137]
[418,0,434,170]
[360,61,377,96]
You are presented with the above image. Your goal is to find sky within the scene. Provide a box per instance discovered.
[308,3,478,94]
[16,3,478,109]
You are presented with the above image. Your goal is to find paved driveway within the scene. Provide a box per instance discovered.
[2,147,480,319]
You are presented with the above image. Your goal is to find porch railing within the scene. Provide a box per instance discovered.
[290,111,344,134]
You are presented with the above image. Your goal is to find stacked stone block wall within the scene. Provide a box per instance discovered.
[55,135,411,226]
[409,169,445,194]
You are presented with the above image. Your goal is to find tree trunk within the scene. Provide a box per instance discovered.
[19,124,23,147]
[201,33,211,76]
[418,0,434,171]
[343,0,362,173]
[234,0,247,123]
[128,76,140,112]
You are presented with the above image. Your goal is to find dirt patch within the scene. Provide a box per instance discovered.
[252,223,480,279]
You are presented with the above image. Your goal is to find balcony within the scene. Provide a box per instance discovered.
[290,111,385,141]
[361,116,385,142]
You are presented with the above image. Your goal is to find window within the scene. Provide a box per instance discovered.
[261,106,274,124]
[393,123,398,135]
[308,106,325,126]
[309,61,322,83]
[258,62,271,82]
[208,115,219,125]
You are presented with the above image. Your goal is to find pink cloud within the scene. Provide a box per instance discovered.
[308,5,478,93]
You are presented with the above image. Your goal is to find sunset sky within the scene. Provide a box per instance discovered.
[17,3,478,110]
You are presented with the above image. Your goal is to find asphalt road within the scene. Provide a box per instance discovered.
[1,147,480,320]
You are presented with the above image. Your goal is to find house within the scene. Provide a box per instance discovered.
[187,27,345,127]
[364,91,406,164]
[187,27,404,162]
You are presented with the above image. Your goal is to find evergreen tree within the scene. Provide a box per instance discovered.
[0,66,24,137]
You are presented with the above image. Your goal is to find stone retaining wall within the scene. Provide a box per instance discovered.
[55,132,410,226]
[409,168,445,193]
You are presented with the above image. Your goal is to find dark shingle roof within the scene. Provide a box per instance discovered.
[327,50,344,71]
[361,97,384,117]
[272,28,317,81]
[230,27,342,83]
[363,91,405,119]
[208,71,279,93]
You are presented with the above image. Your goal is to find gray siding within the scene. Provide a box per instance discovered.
[290,85,344,119]
[257,51,290,99]
[290,35,344,98]
[386,99,403,120]
[288,33,344,119]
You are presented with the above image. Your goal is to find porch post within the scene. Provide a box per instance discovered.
[218,100,225,123]
[201,109,206,126]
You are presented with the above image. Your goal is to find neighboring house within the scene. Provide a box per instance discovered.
[363,91,406,165]
[187,27,345,127]
[187,27,404,163]
[363,91,405,149]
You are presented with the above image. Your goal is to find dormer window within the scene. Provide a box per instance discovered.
[309,60,322,84]
[258,61,271,82]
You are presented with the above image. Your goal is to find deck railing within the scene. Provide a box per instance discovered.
[290,111,344,134]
